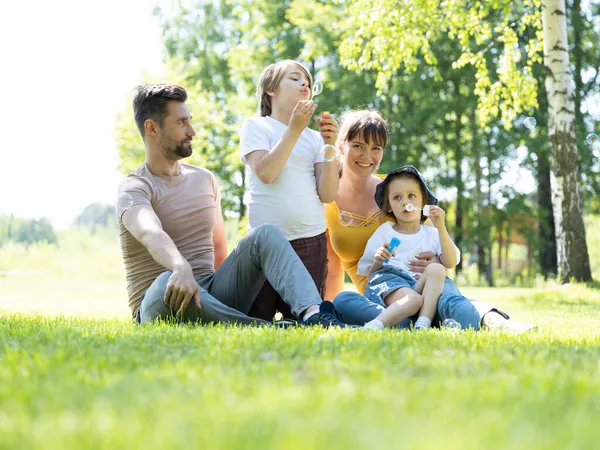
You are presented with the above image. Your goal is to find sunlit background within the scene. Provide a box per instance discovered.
[0,0,164,228]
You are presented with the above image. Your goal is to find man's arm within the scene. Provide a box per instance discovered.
[121,205,200,315]
[213,202,227,270]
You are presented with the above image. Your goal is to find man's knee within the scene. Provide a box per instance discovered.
[139,271,173,324]
[140,297,172,324]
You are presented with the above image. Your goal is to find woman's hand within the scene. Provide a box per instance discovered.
[315,112,339,146]
[409,252,441,280]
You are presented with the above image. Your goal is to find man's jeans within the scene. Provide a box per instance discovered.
[139,224,322,325]
[333,276,508,330]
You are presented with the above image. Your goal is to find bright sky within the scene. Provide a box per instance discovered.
[0,0,165,228]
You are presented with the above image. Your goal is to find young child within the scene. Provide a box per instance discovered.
[239,60,340,322]
[357,165,461,330]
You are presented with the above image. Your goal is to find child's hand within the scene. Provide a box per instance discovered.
[315,112,339,146]
[427,205,446,229]
[374,243,394,264]
[289,100,318,134]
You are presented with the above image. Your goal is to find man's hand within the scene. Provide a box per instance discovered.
[289,100,317,134]
[164,263,201,317]
[315,112,339,146]
[409,252,441,280]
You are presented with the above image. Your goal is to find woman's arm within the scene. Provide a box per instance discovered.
[314,160,339,203]
[325,234,345,300]
[314,114,340,203]
[212,202,227,270]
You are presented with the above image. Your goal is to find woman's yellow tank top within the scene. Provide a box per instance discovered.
[325,201,391,294]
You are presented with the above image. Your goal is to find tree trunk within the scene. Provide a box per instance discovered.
[485,152,494,287]
[570,0,584,137]
[471,107,487,280]
[537,148,558,276]
[535,47,558,277]
[542,0,592,282]
[454,111,464,274]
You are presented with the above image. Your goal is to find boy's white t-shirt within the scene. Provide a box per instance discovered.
[358,221,461,278]
[239,116,326,240]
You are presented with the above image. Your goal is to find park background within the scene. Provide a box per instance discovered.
[1,0,600,449]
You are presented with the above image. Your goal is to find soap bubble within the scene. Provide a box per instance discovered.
[405,204,416,212]
[339,211,354,227]
[312,80,323,97]
[585,133,599,149]
[523,117,537,130]
[442,319,462,330]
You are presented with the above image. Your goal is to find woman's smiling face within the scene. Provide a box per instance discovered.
[342,133,384,177]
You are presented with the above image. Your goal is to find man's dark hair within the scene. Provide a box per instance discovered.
[133,84,188,138]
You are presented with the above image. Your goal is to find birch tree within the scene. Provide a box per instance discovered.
[542,0,591,281]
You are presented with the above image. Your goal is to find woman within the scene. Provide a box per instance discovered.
[325,110,534,332]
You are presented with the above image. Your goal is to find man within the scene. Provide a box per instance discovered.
[116,84,345,327]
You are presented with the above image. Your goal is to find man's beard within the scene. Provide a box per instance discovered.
[166,139,192,159]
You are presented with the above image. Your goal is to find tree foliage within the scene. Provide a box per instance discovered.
[112,0,600,283]
[0,215,57,247]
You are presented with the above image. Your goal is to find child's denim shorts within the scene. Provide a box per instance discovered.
[364,266,417,305]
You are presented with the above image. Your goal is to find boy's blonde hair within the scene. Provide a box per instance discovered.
[257,60,313,117]
[336,110,390,150]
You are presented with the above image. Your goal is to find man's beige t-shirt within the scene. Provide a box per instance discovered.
[116,163,219,318]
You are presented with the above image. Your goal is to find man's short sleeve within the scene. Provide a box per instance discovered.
[116,176,153,221]
[208,170,221,205]
[239,118,271,163]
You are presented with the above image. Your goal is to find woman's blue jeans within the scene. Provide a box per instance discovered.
[333,276,508,330]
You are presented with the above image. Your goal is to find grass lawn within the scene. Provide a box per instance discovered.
[1,278,600,449]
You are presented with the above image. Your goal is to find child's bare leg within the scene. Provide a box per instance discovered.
[363,288,423,330]
[412,263,446,329]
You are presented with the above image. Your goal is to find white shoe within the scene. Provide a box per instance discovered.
[496,320,538,334]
